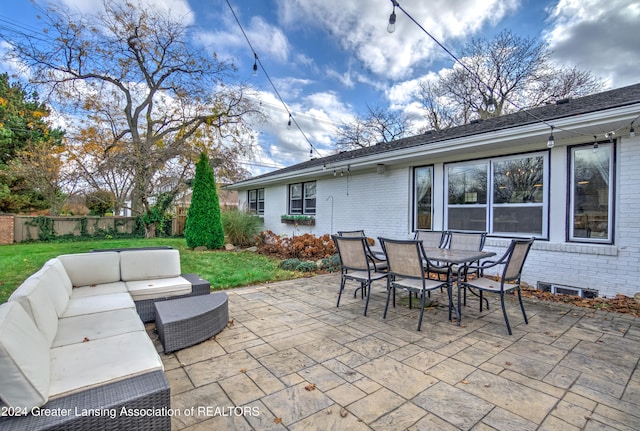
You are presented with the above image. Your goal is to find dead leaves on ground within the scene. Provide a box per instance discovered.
[520,287,640,317]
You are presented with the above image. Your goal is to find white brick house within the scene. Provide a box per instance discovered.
[229,84,640,298]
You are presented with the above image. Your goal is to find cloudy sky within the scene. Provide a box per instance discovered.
[1,0,639,175]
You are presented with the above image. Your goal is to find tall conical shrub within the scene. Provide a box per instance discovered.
[185,153,225,249]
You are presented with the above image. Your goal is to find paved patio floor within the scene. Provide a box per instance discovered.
[148,273,640,430]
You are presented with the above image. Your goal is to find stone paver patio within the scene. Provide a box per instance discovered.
[147,273,640,430]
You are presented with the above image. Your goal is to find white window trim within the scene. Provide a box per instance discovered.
[568,142,614,244]
[444,151,549,238]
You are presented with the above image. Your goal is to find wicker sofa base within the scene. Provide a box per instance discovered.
[155,292,229,353]
[0,370,170,431]
[135,273,211,323]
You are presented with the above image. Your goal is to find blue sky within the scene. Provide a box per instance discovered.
[1,0,639,176]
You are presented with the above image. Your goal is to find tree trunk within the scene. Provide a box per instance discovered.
[145,222,157,239]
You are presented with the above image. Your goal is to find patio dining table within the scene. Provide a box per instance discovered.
[422,247,496,325]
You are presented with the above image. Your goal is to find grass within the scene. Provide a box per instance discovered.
[0,238,300,303]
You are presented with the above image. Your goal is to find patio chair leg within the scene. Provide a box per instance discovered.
[517,287,528,325]
[337,277,346,308]
[500,292,513,335]
[417,290,426,331]
[383,284,394,319]
[363,282,371,316]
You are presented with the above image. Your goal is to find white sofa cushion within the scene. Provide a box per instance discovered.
[52,308,145,348]
[126,276,192,301]
[62,292,135,318]
[43,258,73,297]
[0,302,50,409]
[31,262,70,317]
[70,281,128,299]
[49,331,163,398]
[120,249,181,281]
[8,277,60,346]
[58,252,121,287]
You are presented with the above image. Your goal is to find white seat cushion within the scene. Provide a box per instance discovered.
[8,276,60,346]
[0,302,50,409]
[52,308,145,348]
[58,252,121,287]
[120,249,182,281]
[126,276,192,301]
[70,281,128,299]
[49,331,163,398]
[62,292,135,318]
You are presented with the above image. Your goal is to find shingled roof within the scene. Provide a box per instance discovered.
[239,82,640,184]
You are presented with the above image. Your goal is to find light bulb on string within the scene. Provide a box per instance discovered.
[387,1,397,33]
[287,114,292,129]
[252,53,258,76]
[546,126,555,149]
[630,123,636,138]
[592,136,599,153]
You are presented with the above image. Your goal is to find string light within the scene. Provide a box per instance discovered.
[287,114,292,129]
[387,1,397,33]
[547,126,555,149]
[592,135,599,153]
[631,122,636,137]
[252,53,258,76]
[225,0,320,159]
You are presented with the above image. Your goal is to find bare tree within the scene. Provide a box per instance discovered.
[4,1,258,235]
[418,30,604,125]
[334,105,412,151]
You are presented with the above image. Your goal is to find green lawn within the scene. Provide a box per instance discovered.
[0,238,300,303]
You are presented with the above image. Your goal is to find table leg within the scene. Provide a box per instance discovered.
[447,265,460,323]
[456,266,464,326]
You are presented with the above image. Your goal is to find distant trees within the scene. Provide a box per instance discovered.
[334,105,412,151]
[416,30,604,129]
[0,73,66,214]
[332,30,604,150]
[4,1,257,233]
[184,153,224,249]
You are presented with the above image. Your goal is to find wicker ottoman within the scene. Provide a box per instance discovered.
[154,293,228,353]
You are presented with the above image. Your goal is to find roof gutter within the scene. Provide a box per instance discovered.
[228,104,639,189]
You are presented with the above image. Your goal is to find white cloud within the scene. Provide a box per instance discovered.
[195,12,290,67]
[276,0,520,81]
[544,0,640,88]
[58,0,194,22]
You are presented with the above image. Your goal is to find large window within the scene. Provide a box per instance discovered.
[289,181,316,215]
[247,189,264,215]
[445,152,547,236]
[414,166,433,229]
[569,142,613,242]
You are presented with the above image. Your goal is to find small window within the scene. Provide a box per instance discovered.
[414,166,433,230]
[247,188,264,215]
[569,142,613,243]
[289,181,316,215]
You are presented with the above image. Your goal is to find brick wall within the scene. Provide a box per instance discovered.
[0,214,15,244]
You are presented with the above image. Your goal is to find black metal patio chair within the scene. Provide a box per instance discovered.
[459,238,534,335]
[332,235,388,316]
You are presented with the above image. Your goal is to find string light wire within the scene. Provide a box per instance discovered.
[388,0,639,142]
[224,0,322,158]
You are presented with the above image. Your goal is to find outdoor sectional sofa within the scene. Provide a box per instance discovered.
[0,249,210,430]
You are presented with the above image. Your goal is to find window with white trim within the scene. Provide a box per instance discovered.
[247,188,264,214]
[569,142,613,243]
[445,152,548,237]
[289,181,316,215]
[414,166,433,230]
